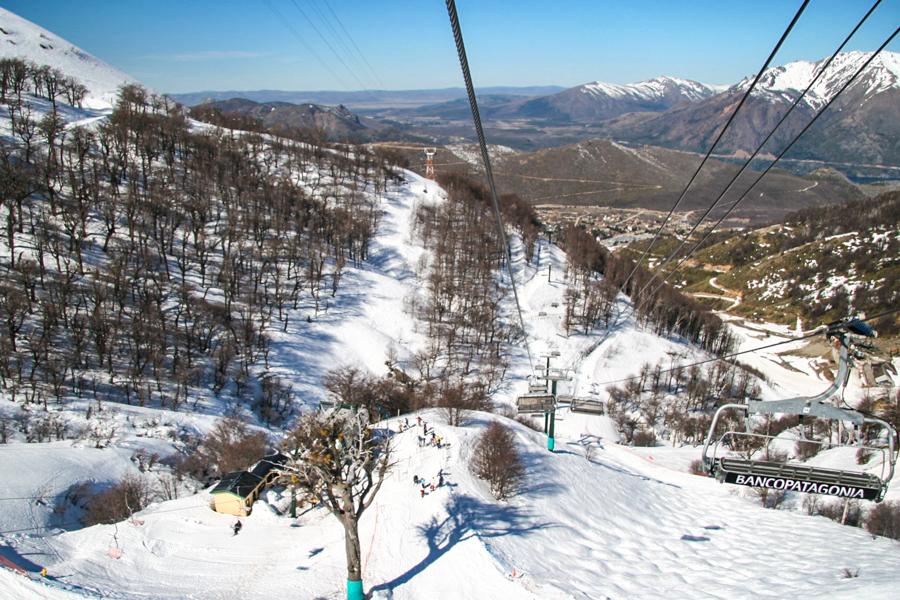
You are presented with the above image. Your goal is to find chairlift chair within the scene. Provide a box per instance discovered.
[516,394,555,415]
[570,397,605,415]
[701,320,898,502]
[555,394,573,406]
[538,367,573,382]
[528,379,549,394]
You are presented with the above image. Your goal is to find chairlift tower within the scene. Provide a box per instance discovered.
[541,355,570,453]
[424,147,436,179]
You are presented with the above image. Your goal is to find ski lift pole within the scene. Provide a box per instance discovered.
[548,379,557,452]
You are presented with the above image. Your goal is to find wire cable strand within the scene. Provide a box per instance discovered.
[319,0,385,89]
[444,0,536,374]
[618,0,811,295]
[263,0,350,90]
[289,0,371,92]
[645,24,900,299]
[589,307,900,388]
[635,0,883,300]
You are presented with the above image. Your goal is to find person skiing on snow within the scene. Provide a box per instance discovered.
[232,520,242,536]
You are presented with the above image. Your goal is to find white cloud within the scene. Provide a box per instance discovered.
[141,50,267,62]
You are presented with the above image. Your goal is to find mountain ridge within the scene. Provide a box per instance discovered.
[0,6,138,108]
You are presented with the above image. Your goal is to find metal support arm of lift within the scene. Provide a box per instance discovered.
[701,328,897,499]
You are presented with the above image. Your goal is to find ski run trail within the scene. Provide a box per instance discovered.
[1,170,899,600]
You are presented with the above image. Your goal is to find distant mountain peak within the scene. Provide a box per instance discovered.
[0,6,138,109]
[735,50,900,109]
[579,76,717,103]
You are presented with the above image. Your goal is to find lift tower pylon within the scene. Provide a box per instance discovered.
[424,147,436,179]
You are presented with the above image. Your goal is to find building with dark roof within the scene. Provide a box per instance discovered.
[210,453,288,516]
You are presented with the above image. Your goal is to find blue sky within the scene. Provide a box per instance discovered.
[2,0,898,93]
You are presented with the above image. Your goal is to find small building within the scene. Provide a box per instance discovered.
[210,452,288,516]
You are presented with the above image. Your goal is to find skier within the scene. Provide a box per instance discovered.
[413,474,419,485]
[232,520,242,536]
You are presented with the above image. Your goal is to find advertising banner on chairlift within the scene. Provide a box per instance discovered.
[726,473,880,501]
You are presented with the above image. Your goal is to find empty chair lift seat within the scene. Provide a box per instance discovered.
[570,398,604,414]
[516,394,555,414]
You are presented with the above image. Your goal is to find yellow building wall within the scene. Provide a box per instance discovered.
[212,493,250,516]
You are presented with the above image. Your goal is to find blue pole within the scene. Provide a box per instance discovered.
[347,579,364,600]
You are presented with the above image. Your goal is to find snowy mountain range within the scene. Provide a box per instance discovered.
[738,50,900,110]
[597,51,900,168]
[509,75,721,122]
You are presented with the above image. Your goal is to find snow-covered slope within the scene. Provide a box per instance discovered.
[736,50,900,110]
[0,7,139,109]
[581,75,718,104]
[7,407,900,600]
[1,164,897,599]
[515,75,717,123]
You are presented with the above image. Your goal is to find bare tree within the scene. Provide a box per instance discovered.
[82,473,151,526]
[438,380,490,426]
[470,421,524,500]
[280,409,390,600]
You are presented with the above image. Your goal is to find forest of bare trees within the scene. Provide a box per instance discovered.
[0,58,88,108]
[560,224,735,355]
[408,174,518,400]
[604,356,763,447]
[0,74,400,426]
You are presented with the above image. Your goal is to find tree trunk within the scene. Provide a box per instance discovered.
[342,514,364,600]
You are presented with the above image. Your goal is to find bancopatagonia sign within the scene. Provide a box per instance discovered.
[725,473,878,500]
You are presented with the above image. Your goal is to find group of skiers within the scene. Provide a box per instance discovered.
[399,416,446,449]
[413,469,444,498]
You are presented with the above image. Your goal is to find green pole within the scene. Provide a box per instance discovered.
[347,579,364,600]
[548,379,557,452]
[547,410,555,452]
[290,486,297,518]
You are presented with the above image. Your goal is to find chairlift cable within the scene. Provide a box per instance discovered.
[288,0,372,93]
[589,307,900,388]
[319,0,386,89]
[445,0,536,375]
[263,0,350,90]
[634,0,884,301]
[644,21,900,300]
[617,0,810,296]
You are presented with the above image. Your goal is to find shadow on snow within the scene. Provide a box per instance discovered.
[371,494,555,593]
